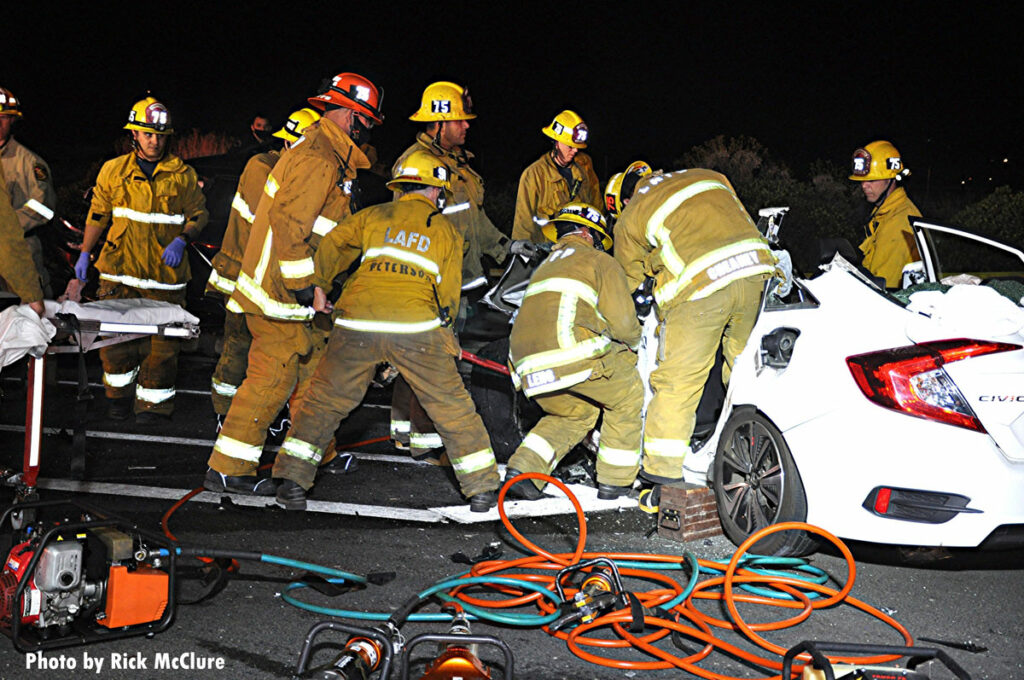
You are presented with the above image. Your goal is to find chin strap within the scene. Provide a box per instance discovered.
[866,178,897,226]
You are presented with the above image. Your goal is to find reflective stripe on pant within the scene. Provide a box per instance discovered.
[275,326,499,496]
[390,375,442,456]
[97,280,185,416]
[207,314,326,476]
[508,346,644,490]
[210,310,253,416]
[643,276,763,480]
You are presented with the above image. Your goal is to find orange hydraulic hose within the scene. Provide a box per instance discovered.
[439,474,917,679]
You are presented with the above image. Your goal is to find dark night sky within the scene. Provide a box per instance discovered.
[8,3,1024,194]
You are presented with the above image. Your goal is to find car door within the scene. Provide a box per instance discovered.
[910,217,1024,284]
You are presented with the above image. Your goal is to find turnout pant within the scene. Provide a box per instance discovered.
[97,280,186,417]
[642,276,763,482]
[210,310,252,416]
[390,375,443,457]
[207,314,332,477]
[275,326,499,497]
[389,293,469,459]
[508,346,644,491]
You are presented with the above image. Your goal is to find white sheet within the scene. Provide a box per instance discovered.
[1,299,200,369]
[0,305,57,368]
[906,284,1024,341]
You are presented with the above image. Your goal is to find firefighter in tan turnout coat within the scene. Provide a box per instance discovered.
[206,107,321,419]
[204,73,381,495]
[71,97,208,421]
[273,150,501,512]
[612,168,776,485]
[505,203,644,501]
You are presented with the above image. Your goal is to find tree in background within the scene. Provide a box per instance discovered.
[952,186,1024,246]
[678,136,863,275]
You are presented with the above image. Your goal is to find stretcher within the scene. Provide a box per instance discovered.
[0,299,200,496]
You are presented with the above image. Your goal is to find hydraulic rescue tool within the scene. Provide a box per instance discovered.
[295,621,393,680]
[549,557,630,632]
[0,499,176,651]
[294,610,514,679]
[400,606,514,680]
[782,641,972,680]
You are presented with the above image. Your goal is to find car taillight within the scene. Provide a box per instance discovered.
[846,338,1021,433]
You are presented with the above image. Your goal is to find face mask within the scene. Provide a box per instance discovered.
[350,114,371,144]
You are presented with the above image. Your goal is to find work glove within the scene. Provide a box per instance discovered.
[161,237,188,267]
[74,251,91,281]
[291,285,316,307]
[632,276,655,319]
[509,239,541,258]
[771,249,793,298]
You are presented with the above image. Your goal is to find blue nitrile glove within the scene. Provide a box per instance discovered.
[162,236,188,267]
[75,252,91,281]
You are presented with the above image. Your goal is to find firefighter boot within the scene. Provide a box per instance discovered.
[107,397,133,421]
[597,483,631,500]
[469,491,498,513]
[204,468,277,496]
[276,480,307,511]
[504,468,544,501]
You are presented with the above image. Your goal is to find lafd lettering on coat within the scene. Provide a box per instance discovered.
[384,228,431,252]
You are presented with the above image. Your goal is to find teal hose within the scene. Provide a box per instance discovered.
[164,547,366,585]
[260,553,366,584]
[699,554,829,600]
[282,575,562,625]
[612,551,701,610]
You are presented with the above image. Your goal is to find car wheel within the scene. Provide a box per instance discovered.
[712,409,817,556]
[468,337,542,463]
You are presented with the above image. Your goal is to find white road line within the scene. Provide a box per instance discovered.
[35,479,445,522]
[0,424,218,448]
[0,426,466,473]
[3,377,388,408]
[0,424,461,467]
[33,478,635,524]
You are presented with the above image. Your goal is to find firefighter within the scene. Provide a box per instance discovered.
[849,140,921,288]
[67,97,208,422]
[504,203,643,500]
[0,87,57,297]
[512,110,602,244]
[206,107,321,421]
[0,161,45,316]
[604,160,653,224]
[273,149,501,512]
[204,72,381,495]
[388,81,525,462]
[613,168,776,485]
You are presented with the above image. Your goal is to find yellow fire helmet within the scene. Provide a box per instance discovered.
[409,81,476,122]
[0,87,23,117]
[542,202,613,250]
[542,110,589,149]
[386,149,453,195]
[273,107,321,143]
[124,97,173,134]
[849,140,910,181]
[604,160,653,218]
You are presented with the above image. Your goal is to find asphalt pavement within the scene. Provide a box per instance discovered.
[1,351,1022,679]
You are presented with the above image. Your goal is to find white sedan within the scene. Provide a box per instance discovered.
[686,215,1024,555]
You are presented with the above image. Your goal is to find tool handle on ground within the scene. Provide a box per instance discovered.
[782,641,971,680]
[294,621,393,679]
[398,633,514,680]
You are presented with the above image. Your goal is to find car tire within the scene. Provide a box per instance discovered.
[712,408,817,556]
[468,337,542,463]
